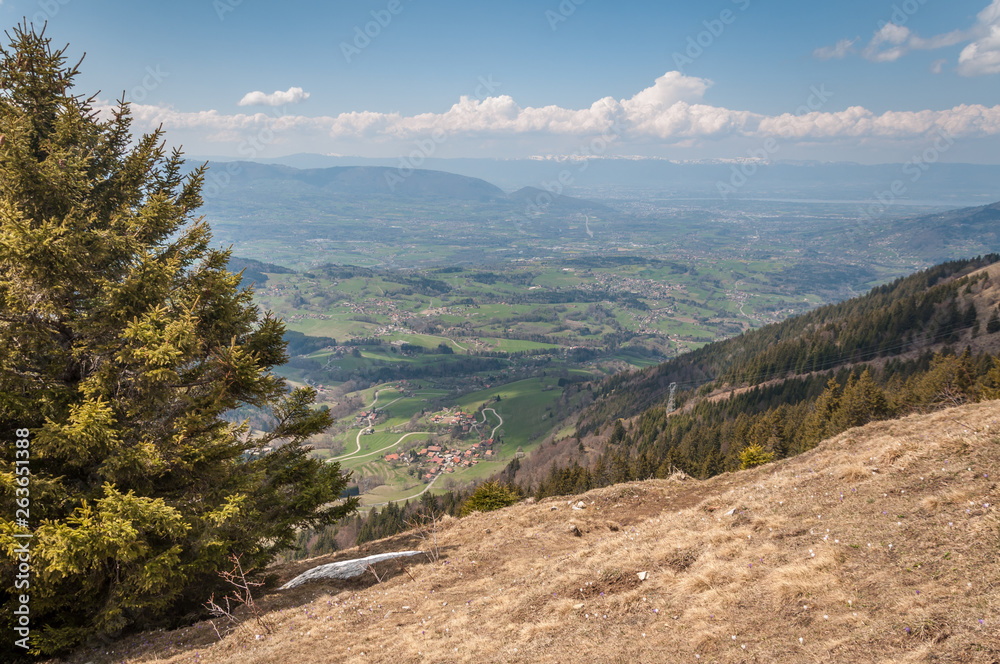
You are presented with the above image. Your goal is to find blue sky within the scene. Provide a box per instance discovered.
[11,0,1000,163]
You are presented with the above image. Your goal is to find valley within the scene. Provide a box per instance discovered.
[220,166,1000,508]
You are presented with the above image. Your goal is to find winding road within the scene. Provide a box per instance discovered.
[367,471,444,506]
[330,393,409,460]
[332,399,507,507]
[341,431,431,461]
[369,410,502,505]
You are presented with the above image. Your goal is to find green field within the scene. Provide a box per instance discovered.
[231,197,943,505]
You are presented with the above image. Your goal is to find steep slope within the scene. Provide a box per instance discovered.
[67,401,1000,663]
[580,255,1000,433]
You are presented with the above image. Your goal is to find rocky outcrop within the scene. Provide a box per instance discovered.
[279,551,423,589]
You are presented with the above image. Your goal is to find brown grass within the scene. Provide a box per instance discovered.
[52,401,1000,664]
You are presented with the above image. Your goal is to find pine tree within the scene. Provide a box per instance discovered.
[738,443,774,470]
[801,378,841,448]
[979,356,1000,400]
[460,481,519,516]
[832,369,891,430]
[987,309,1000,334]
[0,26,357,655]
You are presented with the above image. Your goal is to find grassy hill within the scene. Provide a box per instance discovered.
[61,400,1000,663]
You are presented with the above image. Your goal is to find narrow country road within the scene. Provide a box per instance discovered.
[332,393,409,460]
[367,471,444,506]
[342,431,431,461]
[483,407,503,439]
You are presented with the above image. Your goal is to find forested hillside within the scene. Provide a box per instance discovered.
[524,256,1000,497]
[580,254,1000,434]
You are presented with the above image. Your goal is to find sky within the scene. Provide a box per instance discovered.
[9,0,1000,163]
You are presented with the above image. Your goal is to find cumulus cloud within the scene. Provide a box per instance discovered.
[817,0,1000,73]
[757,104,1000,140]
[861,23,914,62]
[238,86,310,107]
[958,0,1000,75]
[859,23,968,63]
[99,70,1000,155]
[813,38,858,60]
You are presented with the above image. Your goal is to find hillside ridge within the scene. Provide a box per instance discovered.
[69,401,1000,663]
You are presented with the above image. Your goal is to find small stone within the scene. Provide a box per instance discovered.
[637,572,648,581]
[569,524,582,537]
[573,603,585,610]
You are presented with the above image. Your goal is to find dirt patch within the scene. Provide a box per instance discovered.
[566,569,643,600]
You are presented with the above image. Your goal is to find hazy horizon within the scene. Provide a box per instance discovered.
[15,0,1000,165]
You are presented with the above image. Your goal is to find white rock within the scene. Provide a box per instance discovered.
[280,551,422,589]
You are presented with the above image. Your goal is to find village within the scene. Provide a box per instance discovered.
[387,435,498,481]
[348,400,504,481]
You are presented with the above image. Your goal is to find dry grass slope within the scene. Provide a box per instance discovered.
[57,402,1000,664]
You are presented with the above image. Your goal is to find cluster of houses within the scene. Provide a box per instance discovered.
[354,409,381,434]
[384,438,497,479]
[429,409,479,434]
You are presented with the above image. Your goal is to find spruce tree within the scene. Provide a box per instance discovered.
[0,25,357,655]
[987,309,1000,334]
[832,369,891,431]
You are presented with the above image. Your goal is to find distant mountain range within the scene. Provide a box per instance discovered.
[211,162,508,202]
[198,161,616,223]
[193,154,1000,205]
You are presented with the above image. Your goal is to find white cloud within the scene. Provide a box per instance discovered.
[237,86,310,107]
[100,71,1000,156]
[861,23,913,62]
[817,0,1000,73]
[813,38,858,60]
[958,0,1000,75]
[930,58,948,74]
[757,104,1000,139]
